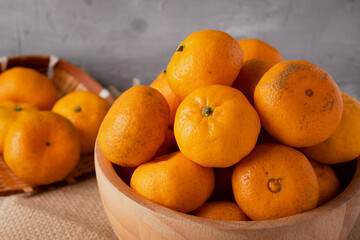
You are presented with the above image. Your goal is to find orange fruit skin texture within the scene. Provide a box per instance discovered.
[254,60,343,148]
[52,91,110,154]
[232,144,319,220]
[210,166,235,201]
[300,92,360,164]
[4,111,80,185]
[309,160,341,206]
[150,71,182,128]
[232,59,274,105]
[98,86,170,167]
[154,128,178,157]
[167,30,243,99]
[130,151,215,213]
[0,67,57,110]
[237,39,284,64]
[174,85,261,168]
[0,101,38,153]
[192,201,249,221]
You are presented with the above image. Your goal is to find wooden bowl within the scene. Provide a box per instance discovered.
[0,55,114,196]
[95,141,360,240]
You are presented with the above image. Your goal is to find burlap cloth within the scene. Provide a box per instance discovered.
[0,176,359,240]
[0,177,117,240]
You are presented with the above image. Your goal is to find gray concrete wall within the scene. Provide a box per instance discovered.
[0,0,359,98]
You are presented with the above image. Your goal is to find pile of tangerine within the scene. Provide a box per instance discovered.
[98,30,360,221]
[0,67,110,185]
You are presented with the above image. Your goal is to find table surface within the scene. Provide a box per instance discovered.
[1,165,359,239]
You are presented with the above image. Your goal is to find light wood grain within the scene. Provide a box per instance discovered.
[95,142,360,240]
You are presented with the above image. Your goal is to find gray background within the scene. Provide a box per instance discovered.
[0,0,359,98]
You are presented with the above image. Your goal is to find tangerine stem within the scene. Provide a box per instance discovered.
[75,105,82,112]
[201,107,214,117]
[176,44,185,52]
[14,106,22,111]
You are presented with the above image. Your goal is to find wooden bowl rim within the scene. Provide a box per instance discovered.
[95,141,360,230]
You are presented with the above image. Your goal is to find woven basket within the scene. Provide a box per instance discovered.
[0,55,115,196]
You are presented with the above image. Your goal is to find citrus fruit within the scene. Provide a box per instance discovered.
[167,30,243,99]
[174,85,260,168]
[0,67,57,110]
[98,86,169,167]
[300,92,360,164]
[232,59,274,105]
[52,90,110,154]
[150,70,182,128]
[232,143,319,220]
[254,60,343,147]
[4,111,80,185]
[0,101,37,153]
[309,160,341,206]
[192,201,248,221]
[237,39,283,64]
[130,151,215,213]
